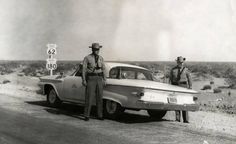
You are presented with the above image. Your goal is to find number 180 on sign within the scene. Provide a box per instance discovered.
[46,58,57,70]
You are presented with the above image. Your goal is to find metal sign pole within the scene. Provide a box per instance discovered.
[50,54,53,76]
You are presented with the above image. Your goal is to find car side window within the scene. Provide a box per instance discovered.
[122,70,135,79]
[109,66,153,81]
[120,67,136,79]
[120,67,153,81]
[137,72,147,80]
[109,68,119,79]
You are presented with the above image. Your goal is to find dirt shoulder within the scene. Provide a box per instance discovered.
[189,111,236,136]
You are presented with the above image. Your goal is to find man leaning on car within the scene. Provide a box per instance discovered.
[170,56,192,123]
[82,43,106,121]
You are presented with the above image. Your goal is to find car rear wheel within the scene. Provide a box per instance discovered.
[103,100,124,119]
[147,110,167,120]
[47,88,62,107]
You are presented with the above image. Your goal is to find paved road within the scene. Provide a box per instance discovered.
[0,93,235,144]
[0,106,141,144]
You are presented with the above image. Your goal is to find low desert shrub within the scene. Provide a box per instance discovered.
[22,62,46,76]
[2,79,10,84]
[213,88,222,93]
[201,85,211,90]
[0,66,14,75]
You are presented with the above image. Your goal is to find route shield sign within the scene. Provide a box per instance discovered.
[46,58,57,70]
[47,44,57,55]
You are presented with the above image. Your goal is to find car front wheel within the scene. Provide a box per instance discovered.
[103,100,124,119]
[47,88,62,107]
[147,110,167,120]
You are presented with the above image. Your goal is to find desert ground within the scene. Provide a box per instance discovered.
[0,61,235,143]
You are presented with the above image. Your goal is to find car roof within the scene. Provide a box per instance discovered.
[74,62,150,76]
[105,62,149,73]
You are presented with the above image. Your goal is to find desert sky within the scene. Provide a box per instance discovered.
[0,0,236,61]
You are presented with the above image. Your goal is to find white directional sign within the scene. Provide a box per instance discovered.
[46,58,57,70]
[47,44,57,55]
[46,44,58,75]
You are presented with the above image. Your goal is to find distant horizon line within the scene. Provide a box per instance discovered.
[0,59,236,63]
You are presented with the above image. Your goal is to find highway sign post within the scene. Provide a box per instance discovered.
[46,44,57,76]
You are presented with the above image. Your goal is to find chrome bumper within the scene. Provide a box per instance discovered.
[137,100,199,111]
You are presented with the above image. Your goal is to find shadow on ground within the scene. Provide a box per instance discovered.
[26,101,170,123]
[26,101,85,120]
[113,112,170,124]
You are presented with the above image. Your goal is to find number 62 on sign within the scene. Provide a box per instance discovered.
[47,44,57,55]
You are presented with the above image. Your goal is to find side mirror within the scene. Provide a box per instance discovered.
[60,72,64,76]
[59,72,65,78]
[56,72,65,79]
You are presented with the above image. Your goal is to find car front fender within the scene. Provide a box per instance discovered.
[43,83,60,97]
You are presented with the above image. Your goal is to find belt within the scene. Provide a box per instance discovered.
[87,73,103,76]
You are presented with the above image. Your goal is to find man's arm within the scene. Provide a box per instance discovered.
[101,57,106,81]
[169,69,173,84]
[82,57,88,86]
[186,69,192,89]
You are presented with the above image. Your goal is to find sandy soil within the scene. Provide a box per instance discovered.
[0,72,235,137]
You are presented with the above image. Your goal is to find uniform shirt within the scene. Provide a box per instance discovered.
[82,54,106,81]
[170,66,192,88]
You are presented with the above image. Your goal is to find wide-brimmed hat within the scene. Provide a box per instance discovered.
[176,56,186,63]
[89,43,102,49]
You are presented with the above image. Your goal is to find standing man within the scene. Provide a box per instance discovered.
[82,43,106,121]
[169,56,192,123]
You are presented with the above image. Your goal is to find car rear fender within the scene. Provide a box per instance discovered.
[102,97,123,107]
[103,85,142,108]
[103,90,128,107]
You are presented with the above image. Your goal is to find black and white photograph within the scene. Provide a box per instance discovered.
[0,0,236,144]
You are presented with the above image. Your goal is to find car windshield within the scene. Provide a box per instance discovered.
[109,67,154,81]
[72,64,83,76]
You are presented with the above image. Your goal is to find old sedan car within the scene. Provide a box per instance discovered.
[38,62,198,119]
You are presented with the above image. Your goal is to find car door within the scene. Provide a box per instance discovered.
[63,72,85,103]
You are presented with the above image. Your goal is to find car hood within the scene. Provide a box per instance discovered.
[107,79,198,94]
[39,75,63,82]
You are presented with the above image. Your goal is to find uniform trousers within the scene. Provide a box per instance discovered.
[84,76,103,118]
[175,83,189,123]
[175,110,189,122]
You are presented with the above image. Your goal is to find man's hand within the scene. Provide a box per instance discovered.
[82,80,87,87]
